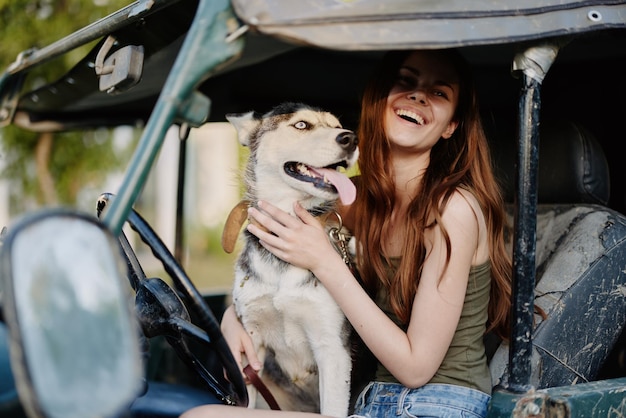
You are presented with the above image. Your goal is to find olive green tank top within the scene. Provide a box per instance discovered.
[374,258,492,394]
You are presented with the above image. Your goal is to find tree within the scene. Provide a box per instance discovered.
[0,0,132,213]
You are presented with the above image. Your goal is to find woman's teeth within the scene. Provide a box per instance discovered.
[396,109,424,125]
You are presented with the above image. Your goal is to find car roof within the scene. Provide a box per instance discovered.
[1,0,625,131]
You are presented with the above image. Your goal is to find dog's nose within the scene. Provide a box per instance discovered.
[336,131,358,152]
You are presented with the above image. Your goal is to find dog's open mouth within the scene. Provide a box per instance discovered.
[284,161,356,205]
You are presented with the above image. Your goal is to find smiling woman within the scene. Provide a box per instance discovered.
[384,50,460,153]
[1,1,626,417]
[182,48,510,418]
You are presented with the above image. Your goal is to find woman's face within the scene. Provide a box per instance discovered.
[384,51,460,155]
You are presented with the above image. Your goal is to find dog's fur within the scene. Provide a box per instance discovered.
[225,103,359,417]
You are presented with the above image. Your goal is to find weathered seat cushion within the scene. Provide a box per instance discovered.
[488,117,625,389]
[490,204,626,388]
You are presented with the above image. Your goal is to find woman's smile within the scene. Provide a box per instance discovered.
[385,51,460,151]
[394,107,426,126]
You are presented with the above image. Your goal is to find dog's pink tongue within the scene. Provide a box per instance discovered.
[311,168,356,205]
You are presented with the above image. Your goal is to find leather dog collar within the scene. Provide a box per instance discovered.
[220,200,337,254]
[221,200,252,254]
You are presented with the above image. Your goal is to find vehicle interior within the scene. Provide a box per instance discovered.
[1,0,626,416]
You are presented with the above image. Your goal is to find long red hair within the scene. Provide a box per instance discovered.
[352,49,512,340]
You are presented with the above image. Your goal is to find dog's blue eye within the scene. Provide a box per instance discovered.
[294,121,309,130]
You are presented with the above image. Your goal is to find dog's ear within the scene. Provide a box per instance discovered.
[226,111,259,146]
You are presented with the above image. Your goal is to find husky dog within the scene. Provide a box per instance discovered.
[223,102,359,417]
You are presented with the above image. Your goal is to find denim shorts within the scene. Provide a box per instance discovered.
[349,381,491,418]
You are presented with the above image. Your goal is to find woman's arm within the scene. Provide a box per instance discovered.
[221,304,262,374]
[247,191,482,387]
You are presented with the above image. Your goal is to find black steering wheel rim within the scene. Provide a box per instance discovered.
[97,193,248,407]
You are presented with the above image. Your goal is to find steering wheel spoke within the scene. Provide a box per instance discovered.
[96,193,248,407]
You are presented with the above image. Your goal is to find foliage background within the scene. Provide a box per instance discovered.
[0,0,133,213]
[0,1,244,292]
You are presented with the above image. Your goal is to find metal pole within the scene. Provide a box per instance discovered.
[506,42,560,392]
[175,125,190,263]
[102,0,243,235]
[6,0,181,74]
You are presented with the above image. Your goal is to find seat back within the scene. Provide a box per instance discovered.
[492,119,611,206]
[488,120,626,389]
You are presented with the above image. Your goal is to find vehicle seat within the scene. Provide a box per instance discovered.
[488,119,626,389]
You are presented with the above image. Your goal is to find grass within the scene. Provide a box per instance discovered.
[137,247,238,296]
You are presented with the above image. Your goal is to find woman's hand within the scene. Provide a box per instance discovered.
[246,200,339,273]
[220,305,261,378]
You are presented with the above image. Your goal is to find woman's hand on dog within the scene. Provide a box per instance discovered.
[221,305,262,379]
[247,201,340,273]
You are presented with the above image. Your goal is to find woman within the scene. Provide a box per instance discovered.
[182,48,512,418]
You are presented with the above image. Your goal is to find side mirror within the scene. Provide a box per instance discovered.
[0,210,143,418]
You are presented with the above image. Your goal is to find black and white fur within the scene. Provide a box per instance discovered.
[226,103,358,417]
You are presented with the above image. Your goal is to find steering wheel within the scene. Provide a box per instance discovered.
[96,193,248,408]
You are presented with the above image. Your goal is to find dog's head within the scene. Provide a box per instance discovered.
[226,103,359,213]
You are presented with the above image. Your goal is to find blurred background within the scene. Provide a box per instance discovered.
[0,0,244,293]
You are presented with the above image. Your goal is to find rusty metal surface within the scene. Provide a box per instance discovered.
[489,378,626,417]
